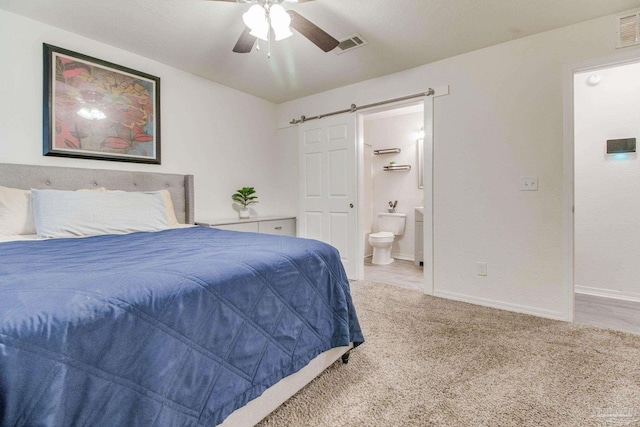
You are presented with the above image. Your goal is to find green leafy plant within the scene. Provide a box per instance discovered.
[232,187,258,208]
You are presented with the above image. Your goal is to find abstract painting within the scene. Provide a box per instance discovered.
[43,44,161,164]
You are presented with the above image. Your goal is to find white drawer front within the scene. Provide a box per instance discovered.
[258,219,296,236]
[213,222,259,233]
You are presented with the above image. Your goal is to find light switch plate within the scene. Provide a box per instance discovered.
[477,262,487,276]
[521,176,539,191]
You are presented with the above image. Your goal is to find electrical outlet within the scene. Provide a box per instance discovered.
[521,176,539,191]
[477,262,487,276]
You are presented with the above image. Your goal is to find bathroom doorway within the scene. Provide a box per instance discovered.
[359,102,426,291]
[573,59,640,334]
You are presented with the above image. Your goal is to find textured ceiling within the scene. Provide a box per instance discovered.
[1,0,640,103]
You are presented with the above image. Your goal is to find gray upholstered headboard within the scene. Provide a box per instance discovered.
[0,163,195,224]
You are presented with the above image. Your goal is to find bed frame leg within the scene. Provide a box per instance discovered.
[341,350,351,364]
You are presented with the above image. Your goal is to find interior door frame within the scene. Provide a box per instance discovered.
[563,49,640,321]
[356,95,437,294]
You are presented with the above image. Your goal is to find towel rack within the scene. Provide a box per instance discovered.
[374,148,401,155]
[383,165,411,171]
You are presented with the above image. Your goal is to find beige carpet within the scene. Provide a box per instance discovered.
[257,280,640,427]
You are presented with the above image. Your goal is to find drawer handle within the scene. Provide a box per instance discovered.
[275,226,282,230]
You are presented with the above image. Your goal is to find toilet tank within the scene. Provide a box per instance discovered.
[377,213,407,235]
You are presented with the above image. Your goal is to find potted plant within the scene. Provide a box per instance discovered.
[232,187,258,219]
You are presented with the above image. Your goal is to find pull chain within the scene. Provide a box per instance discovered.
[267,7,272,58]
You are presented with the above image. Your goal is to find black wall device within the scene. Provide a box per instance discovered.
[606,138,636,154]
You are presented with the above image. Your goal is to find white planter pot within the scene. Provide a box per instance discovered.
[239,208,250,219]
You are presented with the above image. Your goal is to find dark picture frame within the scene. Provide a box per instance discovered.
[43,44,161,164]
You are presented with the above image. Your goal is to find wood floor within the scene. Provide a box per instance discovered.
[575,293,640,335]
[362,261,640,336]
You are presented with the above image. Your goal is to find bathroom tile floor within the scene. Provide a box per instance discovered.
[363,258,424,291]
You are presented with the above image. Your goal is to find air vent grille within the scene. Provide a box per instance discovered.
[617,11,640,48]
[335,33,368,55]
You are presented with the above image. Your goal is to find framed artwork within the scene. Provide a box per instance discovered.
[43,44,161,164]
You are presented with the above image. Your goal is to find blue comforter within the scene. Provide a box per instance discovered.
[0,227,363,426]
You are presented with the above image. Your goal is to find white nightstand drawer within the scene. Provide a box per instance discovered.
[196,216,296,237]
[213,222,259,233]
[258,219,296,236]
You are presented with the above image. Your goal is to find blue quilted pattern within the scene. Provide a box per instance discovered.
[0,227,364,426]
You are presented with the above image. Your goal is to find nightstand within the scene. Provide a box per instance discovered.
[196,216,296,237]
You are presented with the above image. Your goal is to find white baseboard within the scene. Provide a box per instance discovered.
[392,253,414,262]
[575,285,640,304]
[434,289,567,321]
[364,253,414,262]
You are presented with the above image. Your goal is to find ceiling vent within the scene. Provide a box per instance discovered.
[616,11,640,48]
[334,34,368,55]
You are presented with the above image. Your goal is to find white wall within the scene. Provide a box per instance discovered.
[574,62,640,301]
[365,111,423,260]
[0,9,297,220]
[277,12,640,320]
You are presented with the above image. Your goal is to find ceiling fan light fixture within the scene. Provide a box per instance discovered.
[229,0,337,55]
[270,4,293,40]
[249,25,269,41]
[243,4,269,40]
[273,26,293,41]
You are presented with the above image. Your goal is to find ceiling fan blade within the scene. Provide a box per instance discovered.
[233,27,257,53]
[288,11,339,52]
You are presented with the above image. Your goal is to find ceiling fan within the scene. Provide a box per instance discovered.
[207,0,339,55]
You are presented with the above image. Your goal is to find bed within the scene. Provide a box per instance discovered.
[0,163,364,426]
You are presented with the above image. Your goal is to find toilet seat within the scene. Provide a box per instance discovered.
[369,231,394,241]
[368,231,395,265]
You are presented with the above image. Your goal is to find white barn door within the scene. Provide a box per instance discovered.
[298,115,357,279]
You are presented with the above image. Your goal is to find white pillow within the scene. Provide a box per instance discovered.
[158,190,179,226]
[103,189,178,225]
[0,186,35,236]
[31,189,169,238]
[0,186,109,236]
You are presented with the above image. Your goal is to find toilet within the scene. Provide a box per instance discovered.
[368,212,407,265]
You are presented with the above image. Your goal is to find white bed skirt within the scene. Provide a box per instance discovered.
[220,344,352,427]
